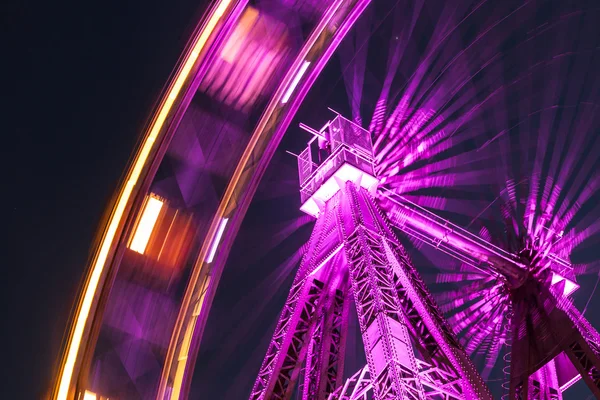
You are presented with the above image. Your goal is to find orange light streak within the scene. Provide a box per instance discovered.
[53,1,232,399]
[82,391,97,400]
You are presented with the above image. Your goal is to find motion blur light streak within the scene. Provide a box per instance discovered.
[560,373,582,393]
[52,0,600,398]
[52,1,233,399]
[332,1,600,395]
[129,195,163,254]
[82,391,97,400]
[206,218,229,263]
[202,1,600,398]
[249,116,494,399]
[201,6,293,111]
[220,7,260,63]
[157,1,372,398]
[282,60,311,104]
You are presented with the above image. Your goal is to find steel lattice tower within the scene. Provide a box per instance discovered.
[250,116,493,400]
[249,115,600,400]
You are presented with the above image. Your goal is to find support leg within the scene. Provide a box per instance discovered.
[250,276,325,400]
[509,277,600,399]
[344,226,425,399]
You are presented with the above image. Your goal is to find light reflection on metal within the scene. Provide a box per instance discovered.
[282,60,311,104]
[551,272,579,297]
[206,218,229,263]
[382,189,528,280]
[331,5,600,391]
[269,103,593,399]
[559,371,581,392]
[56,0,600,394]
[52,1,233,399]
[129,196,163,254]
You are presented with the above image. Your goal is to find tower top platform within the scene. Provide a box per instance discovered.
[297,114,378,217]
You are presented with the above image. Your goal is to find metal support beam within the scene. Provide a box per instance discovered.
[509,275,600,399]
[251,183,493,400]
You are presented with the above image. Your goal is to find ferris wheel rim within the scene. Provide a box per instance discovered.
[50,1,374,399]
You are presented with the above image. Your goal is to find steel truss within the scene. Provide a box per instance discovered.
[328,359,465,400]
[249,112,600,399]
[250,182,492,400]
[509,276,600,399]
[381,190,600,399]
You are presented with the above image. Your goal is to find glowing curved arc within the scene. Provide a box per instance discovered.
[51,1,235,399]
[157,0,373,398]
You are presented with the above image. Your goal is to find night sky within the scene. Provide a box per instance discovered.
[5,0,600,399]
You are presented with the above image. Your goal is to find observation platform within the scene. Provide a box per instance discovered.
[295,114,576,297]
[297,115,378,217]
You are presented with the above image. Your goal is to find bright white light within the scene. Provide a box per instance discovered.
[550,272,579,297]
[83,391,97,400]
[129,196,163,254]
[300,199,320,217]
[563,278,579,297]
[281,61,310,104]
[551,272,562,285]
[299,163,378,218]
[206,218,229,263]
[417,142,426,152]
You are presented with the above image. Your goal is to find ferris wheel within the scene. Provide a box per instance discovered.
[50,0,600,399]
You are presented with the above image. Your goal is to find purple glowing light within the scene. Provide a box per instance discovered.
[201,6,293,112]
[206,217,229,263]
[551,272,579,297]
[330,3,600,390]
[300,162,378,217]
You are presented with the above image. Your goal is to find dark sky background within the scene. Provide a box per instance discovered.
[4,0,599,399]
[5,0,208,397]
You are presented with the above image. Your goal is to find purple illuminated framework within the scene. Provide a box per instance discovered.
[250,116,600,399]
[57,0,600,398]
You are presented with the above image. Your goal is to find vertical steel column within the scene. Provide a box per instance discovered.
[384,239,494,400]
[344,182,492,400]
[252,180,493,399]
[339,183,425,400]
